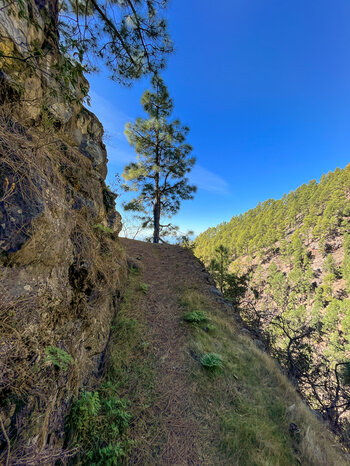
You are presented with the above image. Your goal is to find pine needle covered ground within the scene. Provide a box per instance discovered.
[68,238,348,465]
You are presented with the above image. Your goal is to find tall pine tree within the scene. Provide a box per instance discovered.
[122,75,196,243]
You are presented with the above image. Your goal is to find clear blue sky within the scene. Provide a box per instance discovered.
[88,0,350,236]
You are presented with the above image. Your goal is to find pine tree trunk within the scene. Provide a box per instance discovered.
[153,82,161,244]
[153,170,160,243]
[153,199,160,243]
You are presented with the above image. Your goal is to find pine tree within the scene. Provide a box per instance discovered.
[59,0,173,85]
[122,75,196,243]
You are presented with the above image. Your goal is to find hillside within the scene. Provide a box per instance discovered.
[194,164,350,445]
[195,164,350,263]
[64,238,347,465]
[0,1,349,464]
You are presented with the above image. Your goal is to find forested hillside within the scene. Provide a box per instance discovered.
[196,164,350,261]
[194,163,350,444]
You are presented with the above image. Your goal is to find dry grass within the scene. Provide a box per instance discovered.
[0,284,78,465]
[182,287,348,466]
[0,107,127,465]
[101,249,204,465]
[101,271,161,464]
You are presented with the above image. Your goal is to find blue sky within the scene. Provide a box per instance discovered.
[88,0,350,236]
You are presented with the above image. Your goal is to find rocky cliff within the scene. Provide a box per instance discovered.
[0,1,127,463]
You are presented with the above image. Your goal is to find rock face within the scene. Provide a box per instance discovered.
[0,1,127,463]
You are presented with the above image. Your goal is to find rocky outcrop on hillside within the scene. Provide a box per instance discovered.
[0,1,127,463]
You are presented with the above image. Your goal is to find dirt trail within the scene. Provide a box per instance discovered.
[120,238,230,465]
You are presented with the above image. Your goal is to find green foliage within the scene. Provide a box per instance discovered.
[92,443,125,465]
[93,223,114,234]
[140,283,149,293]
[44,346,73,371]
[340,363,350,386]
[210,245,230,292]
[341,301,350,338]
[195,164,350,262]
[324,254,337,275]
[200,353,223,370]
[342,234,350,291]
[183,310,208,323]
[68,388,131,464]
[122,75,196,243]
[59,1,173,85]
[267,264,288,309]
[323,299,341,332]
[70,390,101,432]
[343,253,350,292]
[209,245,248,303]
[223,272,249,304]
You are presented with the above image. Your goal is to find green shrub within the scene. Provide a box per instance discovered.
[44,346,73,371]
[183,310,207,323]
[200,353,223,370]
[340,362,350,385]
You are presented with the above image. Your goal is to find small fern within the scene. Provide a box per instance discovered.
[183,310,207,323]
[68,388,131,465]
[200,353,223,370]
[45,346,74,371]
[93,223,114,234]
[95,443,126,465]
[70,390,101,432]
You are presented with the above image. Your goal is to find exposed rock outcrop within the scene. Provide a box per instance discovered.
[0,1,127,463]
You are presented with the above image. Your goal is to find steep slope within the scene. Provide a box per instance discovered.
[67,238,348,465]
[194,163,350,444]
[195,164,350,263]
[0,2,127,464]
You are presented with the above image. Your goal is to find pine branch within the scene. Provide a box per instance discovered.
[89,0,137,68]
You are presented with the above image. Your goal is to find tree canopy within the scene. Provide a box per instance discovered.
[59,0,173,85]
[195,164,350,263]
[122,74,196,243]
[0,0,172,100]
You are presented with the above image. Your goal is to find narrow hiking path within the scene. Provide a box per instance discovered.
[119,238,225,465]
[110,238,347,466]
